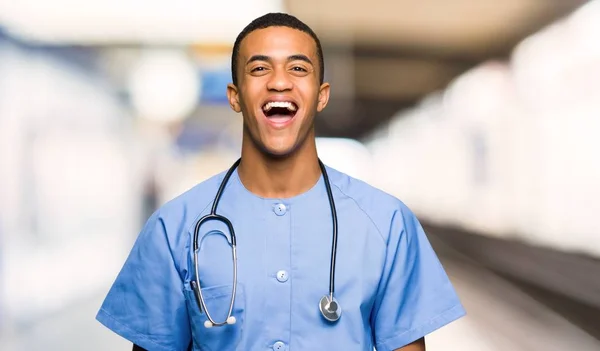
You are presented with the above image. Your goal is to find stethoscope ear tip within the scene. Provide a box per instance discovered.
[203,316,235,328]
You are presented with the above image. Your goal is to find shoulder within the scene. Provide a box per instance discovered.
[325,165,418,243]
[156,170,227,225]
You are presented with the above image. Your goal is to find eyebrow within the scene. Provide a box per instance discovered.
[246,54,314,66]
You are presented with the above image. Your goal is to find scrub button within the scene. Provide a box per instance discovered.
[273,203,287,216]
[273,341,286,350]
[276,270,289,282]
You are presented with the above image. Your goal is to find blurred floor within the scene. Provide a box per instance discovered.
[1,233,599,351]
[425,222,600,340]
[427,234,600,351]
[0,292,130,351]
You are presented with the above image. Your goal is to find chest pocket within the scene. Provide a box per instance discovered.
[183,283,246,351]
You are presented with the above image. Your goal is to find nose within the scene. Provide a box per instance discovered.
[266,67,293,92]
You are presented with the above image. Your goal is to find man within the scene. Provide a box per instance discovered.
[97,12,466,351]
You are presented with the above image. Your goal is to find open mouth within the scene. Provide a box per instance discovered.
[262,101,298,124]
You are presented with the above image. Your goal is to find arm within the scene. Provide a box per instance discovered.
[371,205,465,351]
[95,211,192,351]
[395,337,425,351]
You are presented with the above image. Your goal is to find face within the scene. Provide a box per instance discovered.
[227,26,330,157]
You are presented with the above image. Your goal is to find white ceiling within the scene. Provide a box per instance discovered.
[0,0,284,44]
[0,0,587,51]
[286,0,588,56]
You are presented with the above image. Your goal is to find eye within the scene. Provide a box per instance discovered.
[291,66,307,72]
[251,66,266,72]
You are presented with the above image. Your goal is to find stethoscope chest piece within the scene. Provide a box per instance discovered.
[319,295,342,322]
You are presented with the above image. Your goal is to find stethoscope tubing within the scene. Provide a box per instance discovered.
[192,158,339,326]
[319,160,338,300]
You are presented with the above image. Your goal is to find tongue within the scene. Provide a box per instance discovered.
[267,114,293,123]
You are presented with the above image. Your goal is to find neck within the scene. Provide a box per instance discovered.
[238,130,321,199]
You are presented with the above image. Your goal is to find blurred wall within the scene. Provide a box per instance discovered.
[0,36,142,329]
[364,2,600,258]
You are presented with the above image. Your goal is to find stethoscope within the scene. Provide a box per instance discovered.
[190,158,342,328]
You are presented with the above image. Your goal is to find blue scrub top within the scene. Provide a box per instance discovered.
[97,165,465,351]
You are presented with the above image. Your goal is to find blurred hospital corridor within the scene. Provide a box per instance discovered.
[1,0,600,350]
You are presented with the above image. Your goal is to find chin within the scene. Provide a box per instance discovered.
[261,148,295,159]
[260,142,298,159]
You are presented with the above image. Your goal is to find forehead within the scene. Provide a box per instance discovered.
[239,26,317,60]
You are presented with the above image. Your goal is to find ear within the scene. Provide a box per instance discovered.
[227,83,241,113]
[316,82,331,112]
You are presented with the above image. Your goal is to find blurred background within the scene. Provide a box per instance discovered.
[0,0,599,350]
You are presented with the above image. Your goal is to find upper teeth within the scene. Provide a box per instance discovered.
[263,101,297,112]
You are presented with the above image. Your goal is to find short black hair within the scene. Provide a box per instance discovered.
[231,12,325,86]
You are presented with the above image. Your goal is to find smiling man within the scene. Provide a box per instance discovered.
[96,13,466,351]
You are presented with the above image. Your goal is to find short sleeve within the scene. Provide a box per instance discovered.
[96,211,191,351]
[371,206,466,351]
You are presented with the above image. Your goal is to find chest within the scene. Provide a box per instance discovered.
[190,197,386,301]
